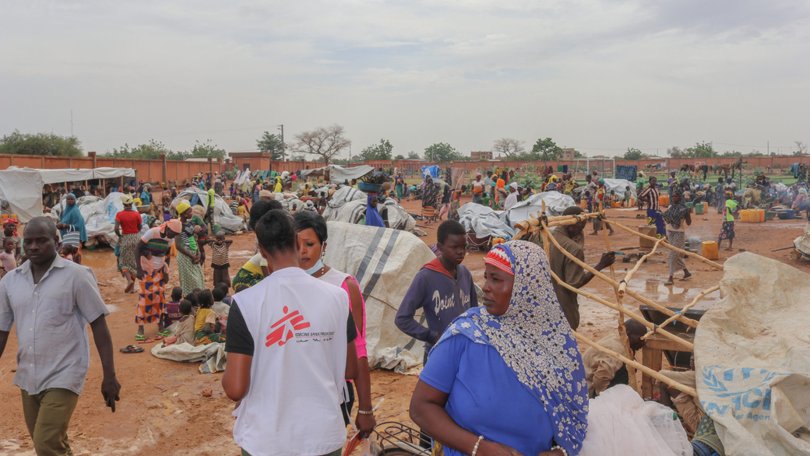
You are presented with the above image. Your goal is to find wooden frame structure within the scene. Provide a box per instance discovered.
[514,209,722,398]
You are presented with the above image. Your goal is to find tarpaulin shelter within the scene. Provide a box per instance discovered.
[457,203,515,239]
[324,222,436,371]
[171,188,246,233]
[421,165,440,178]
[0,167,135,222]
[505,192,577,226]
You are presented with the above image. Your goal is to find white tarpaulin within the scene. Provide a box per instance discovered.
[324,196,417,232]
[457,202,515,239]
[300,165,374,183]
[506,191,577,226]
[695,253,810,456]
[793,224,810,258]
[603,178,637,199]
[0,168,45,222]
[324,222,435,372]
[0,167,137,222]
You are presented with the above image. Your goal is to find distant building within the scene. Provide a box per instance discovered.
[561,148,578,160]
[471,150,493,160]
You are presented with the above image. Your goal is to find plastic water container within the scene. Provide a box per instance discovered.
[658,194,670,207]
[694,203,705,215]
[701,241,719,260]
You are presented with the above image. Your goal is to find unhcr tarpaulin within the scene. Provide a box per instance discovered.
[324,222,435,371]
[171,188,245,233]
[695,253,810,455]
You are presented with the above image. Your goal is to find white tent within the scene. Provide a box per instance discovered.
[0,167,136,222]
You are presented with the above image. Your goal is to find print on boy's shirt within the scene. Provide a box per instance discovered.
[265,305,312,347]
[433,290,471,315]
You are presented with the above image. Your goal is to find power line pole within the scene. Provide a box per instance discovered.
[278,124,285,161]
[70,109,74,137]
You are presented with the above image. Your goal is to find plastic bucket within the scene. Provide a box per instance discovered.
[694,204,704,215]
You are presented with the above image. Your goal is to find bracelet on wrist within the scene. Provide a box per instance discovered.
[551,445,569,456]
[357,409,374,415]
[471,435,484,456]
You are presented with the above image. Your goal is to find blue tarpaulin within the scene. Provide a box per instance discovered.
[615,165,638,182]
[421,165,440,178]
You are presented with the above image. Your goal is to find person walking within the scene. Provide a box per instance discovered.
[663,190,692,285]
[0,217,120,455]
[115,194,143,293]
[638,176,666,237]
[175,200,205,295]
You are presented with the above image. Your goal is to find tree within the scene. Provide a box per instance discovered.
[492,138,525,159]
[294,125,351,165]
[0,130,83,156]
[686,141,717,158]
[667,146,685,158]
[256,131,285,160]
[573,149,586,158]
[424,142,462,162]
[794,141,807,156]
[407,151,421,160]
[531,137,563,161]
[624,147,644,160]
[108,139,187,160]
[357,139,394,161]
[188,139,226,160]
[394,154,405,160]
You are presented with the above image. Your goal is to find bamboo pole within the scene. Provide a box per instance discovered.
[642,285,720,341]
[610,220,723,270]
[575,333,698,398]
[617,237,665,298]
[599,215,640,392]
[548,267,694,351]
[540,219,699,329]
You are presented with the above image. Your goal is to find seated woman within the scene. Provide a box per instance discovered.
[410,240,588,456]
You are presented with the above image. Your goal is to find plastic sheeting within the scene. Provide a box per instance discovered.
[457,202,515,239]
[171,188,245,233]
[794,224,810,258]
[505,192,577,226]
[603,178,637,199]
[581,385,691,456]
[695,253,810,456]
[421,165,440,178]
[324,196,417,232]
[324,222,435,372]
[300,165,374,184]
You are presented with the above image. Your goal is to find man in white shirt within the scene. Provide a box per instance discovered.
[503,182,521,211]
[0,217,120,455]
[222,209,358,456]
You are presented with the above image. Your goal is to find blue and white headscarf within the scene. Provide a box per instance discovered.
[436,240,589,455]
[59,193,87,243]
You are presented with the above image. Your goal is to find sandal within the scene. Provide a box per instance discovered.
[137,338,156,344]
[664,279,674,286]
[135,334,146,342]
[120,345,144,354]
[157,330,172,338]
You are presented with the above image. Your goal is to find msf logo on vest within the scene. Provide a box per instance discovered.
[265,306,311,347]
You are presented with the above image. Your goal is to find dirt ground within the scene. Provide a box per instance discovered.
[1,195,808,455]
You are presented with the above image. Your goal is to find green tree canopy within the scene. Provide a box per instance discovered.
[623,147,645,160]
[187,139,226,160]
[0,130,83,156]
[358,139,394,161]
[668,142,718,158]
[424,142,462,162]
[256,131,285,160]
[394,154,405,160]
[407,151,421,160]
[107,139,187,160]
[530,137,563,161]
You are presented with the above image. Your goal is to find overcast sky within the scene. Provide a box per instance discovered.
[2,0,809,158]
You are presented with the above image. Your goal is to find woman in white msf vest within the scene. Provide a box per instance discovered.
[222,209,358,456]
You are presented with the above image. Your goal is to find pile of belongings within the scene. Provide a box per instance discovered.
[322,186,417,232]
[171,188,245,233]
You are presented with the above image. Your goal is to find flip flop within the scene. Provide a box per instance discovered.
[137,338,156,344]
[157,330,172,338]
[135,334,146,342]
[120,345,144,354]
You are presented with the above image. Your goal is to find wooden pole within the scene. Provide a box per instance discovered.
[610,220,723,270]
[642,285,720,341]
[599,215,639,392]
[617,237,665,297]
[547,267,694,350]
[574,333,697,397]
[540,218,699,328]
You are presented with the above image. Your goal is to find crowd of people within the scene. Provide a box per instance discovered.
[7,162,810,455]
